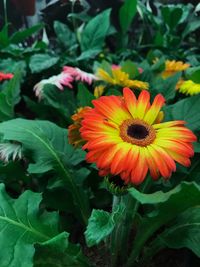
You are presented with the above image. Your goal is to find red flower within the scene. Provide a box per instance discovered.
[0,72,14,82]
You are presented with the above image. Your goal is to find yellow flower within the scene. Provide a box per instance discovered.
[161,60,190,79]
[96,67,149,90]
[178,80,200,96]
[94,85,105,98]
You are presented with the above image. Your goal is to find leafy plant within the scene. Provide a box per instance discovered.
[0,1,200,267]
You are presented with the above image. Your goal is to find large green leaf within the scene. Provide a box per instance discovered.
[0,119,90,224]
[143,206,200,262]
[54,21,76,49]
[165,94,200,131]
[127,182,200,264]
[119,0,137,33]
[10,24,43,44]
[152,73,181,101]
[0,183,67,267]
[185,66,200,83]
[161,6,182,30]
[0,24,9,48]
[81,9,111,51]
[77,84,95,107]
[121,60,139,79]
[77,49,101,61]
[182,20,200,38]
[0,67,22,121]
[34,232,92,267]
[0,58,26,74]
[0,119,73,174]
[156,206,200,257]
[42,84,77,120]
[29,54,59,73]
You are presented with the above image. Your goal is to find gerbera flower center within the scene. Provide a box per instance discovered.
[119,119,156,146]
[127,124,149,139]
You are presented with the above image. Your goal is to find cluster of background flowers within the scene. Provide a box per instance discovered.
[154,59,200,95]
[33,58,200,101]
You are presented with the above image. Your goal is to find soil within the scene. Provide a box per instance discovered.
[85,246,200,267]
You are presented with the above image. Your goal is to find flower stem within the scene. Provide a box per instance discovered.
[110,176,151,267]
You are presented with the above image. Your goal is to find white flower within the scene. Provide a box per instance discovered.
[0,143,22,162]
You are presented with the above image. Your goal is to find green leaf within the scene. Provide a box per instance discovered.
[151,57,165,72]
[185,66,200,83]
[42,84,77,119]
[152,73,181,101]
[77,49,101,61]
[0,58,26,74]
[106,88,122,96]
[29,54,59,73]
[121,60,139,79]
[161,6,183,30]
[0,67,22,121]
[128,182,200,262]
[77,84,95,107]
[85,204,124,248]
[54,21,76,49]
[182,20,200,38]
[154,31,164,46]
[0,183,66,267]
[119,0,137,33]
[156,206,200,257]
[85,209,115,247]
[96,60,112,76]
[0,24,9,47]
[34,232,92,267]
[166,94,200,131]
[81,9,111,51]
[144,206,200,262]
[0,119,90,224]
[0,119,73,174]
[10,24,43,44]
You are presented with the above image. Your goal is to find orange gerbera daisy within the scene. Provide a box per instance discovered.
[80,88,196,185]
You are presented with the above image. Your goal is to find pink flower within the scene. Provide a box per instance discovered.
[0,72,14,82]
[34,72,74,100]
[34,65,97,100]
[63,66,97,85]
[138,67,143,74]
[111,64,120,70]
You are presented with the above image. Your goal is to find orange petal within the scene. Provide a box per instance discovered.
[130,148,148,185]
[92,95,131,124]
[136,90,150,119]
[123,87,137,118]
[148,145,172,178]
[144,94,165,125]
